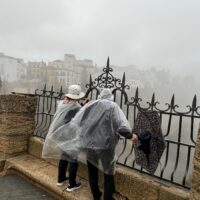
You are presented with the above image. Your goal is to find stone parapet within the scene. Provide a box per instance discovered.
[0,113,35,136]
[115,167,189,200]
[0,160,5,172]
[28,136,44,158]
[190,123,200,200]
[0,94,36,113]
[29,136,190,200]
[0,94,37,157]
[0,135,28,154]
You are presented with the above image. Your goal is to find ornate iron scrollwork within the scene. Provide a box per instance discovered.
[85,57,130,98]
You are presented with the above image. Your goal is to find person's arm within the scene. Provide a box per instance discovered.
[112,105,138,142]
[118,127,132,139]
[118,128,138,142]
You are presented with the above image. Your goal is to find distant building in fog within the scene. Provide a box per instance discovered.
[27,61,47,80]
[127,79,144,88]
[0,52,26,82]
[26,53,96,91]
[110,65,158,89]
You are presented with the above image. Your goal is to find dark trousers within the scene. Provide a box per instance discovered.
[87,150,115,200]
[58,159,78,186]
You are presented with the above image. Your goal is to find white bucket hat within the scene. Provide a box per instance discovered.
[65,85,85,100]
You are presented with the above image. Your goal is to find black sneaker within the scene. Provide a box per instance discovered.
[66,182,81,192]
[56,177,69,186]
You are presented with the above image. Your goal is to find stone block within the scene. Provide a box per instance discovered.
[190,169,200,200]
[0,152,19,160]
[0,160,5,172]
[115,167,158,200]
[0,113,34,136]
[193,159,200,173]
[0,135,28,154]
[0,152,6,160]
[159,186,189,200]
[0,94,37,156]
[0,94,37,113]
[28,136,44,158]
[115,167,189,200]
[28,137,59,167]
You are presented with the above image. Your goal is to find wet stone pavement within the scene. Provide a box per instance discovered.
[0,175,55,200]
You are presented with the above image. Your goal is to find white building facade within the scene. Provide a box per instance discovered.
[0,53,26,82]
[26,54,96,91]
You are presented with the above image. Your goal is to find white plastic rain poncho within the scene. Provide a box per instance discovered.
[42,101,81,161]
[42,89,132,174]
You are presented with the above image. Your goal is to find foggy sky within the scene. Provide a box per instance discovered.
[0,0,200,76]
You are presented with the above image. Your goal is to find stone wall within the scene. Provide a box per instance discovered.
[0,94,37,159]
[28,136,190,200]
[190,123,200,200]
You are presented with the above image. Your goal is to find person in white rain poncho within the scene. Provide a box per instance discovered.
[77,89,138,200]
[42,85,85,192]
[43,88,138,199]
[43,88,138,200]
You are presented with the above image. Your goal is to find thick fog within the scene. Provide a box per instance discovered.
[0,0,199,122]
[0,0,200,187]
[0,0,199,93]
[0,0,199,107]
[0,0,200,71]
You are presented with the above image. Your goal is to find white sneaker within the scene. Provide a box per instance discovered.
[66,182,81,192]
[56,177,69,186]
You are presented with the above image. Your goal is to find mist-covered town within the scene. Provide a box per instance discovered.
[0,52,199,108]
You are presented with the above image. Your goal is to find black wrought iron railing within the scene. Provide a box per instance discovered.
[34,57,199,188]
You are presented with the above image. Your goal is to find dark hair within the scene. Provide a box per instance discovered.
[64,96,71,101]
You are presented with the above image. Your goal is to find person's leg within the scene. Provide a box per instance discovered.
[100,150,115,200]
[68,161,78,186]
[66,160,81,191]
[58,159,69,183]
[87,160,102,200]
[104,173,115,200]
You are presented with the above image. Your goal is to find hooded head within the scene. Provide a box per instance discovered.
[98,88,114,101]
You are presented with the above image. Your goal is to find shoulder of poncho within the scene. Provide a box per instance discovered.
[74,103,82,108]
[100,99,116,105]
[66,102,81,108]
[57,102,81,111]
